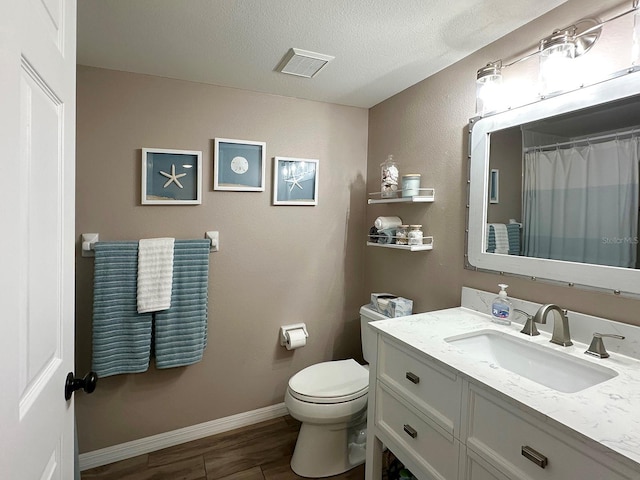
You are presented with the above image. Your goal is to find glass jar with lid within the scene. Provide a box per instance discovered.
[401,174,421,197]
[396,225,409,245]
[408,225,423,245]
[380,154,399,198]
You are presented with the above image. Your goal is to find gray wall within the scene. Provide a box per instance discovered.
[365,0,640,324]
[75,66,369,452]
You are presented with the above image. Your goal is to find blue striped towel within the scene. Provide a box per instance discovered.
[155,239,210,369]
[507,224,521,255]
[92,242,152,377]
[487,224,521,255]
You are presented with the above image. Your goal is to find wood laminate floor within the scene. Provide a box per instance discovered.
[81,416,365,480]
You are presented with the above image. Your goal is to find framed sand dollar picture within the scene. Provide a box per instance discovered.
[214,138,266,191]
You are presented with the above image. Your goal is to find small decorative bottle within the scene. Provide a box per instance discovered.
[380,155,399,198]
[408,225,423,245]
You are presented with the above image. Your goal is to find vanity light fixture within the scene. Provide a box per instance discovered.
[476,60,503,83]
[475,0,640,114]
[539,18,603,95]
[538,26,580,96]
[475,61,503,115]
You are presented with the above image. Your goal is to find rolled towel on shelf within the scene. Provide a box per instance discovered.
[369,226,379,243]
[377,228,396,245]
[374,216,402,230]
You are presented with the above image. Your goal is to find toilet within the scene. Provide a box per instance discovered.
[284,305,388,478]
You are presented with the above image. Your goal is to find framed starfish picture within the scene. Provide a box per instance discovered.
[273,157,319,206]
[142,148,202,205]
[214,138,266,192]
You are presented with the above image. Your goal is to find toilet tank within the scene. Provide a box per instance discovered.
[360,305,388,363]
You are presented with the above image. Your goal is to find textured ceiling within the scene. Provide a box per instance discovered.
[77,0,569,108]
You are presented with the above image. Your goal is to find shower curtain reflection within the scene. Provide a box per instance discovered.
[522,137,639,268]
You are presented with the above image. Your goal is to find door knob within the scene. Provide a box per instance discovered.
[65,371,98,401]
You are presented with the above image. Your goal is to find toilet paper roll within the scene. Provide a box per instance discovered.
[285,329,307,350]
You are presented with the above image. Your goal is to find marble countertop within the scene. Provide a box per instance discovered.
[369,306,640,469]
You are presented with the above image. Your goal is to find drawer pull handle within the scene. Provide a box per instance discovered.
[405,372,420,384]
[521,446,548,468]
[403,424,418,438]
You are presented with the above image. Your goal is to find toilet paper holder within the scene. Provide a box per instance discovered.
[280,323,309,347]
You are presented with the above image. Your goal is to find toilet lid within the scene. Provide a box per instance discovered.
[288,359,369,404]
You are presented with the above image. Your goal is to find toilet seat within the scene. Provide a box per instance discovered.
[288,359,368,404]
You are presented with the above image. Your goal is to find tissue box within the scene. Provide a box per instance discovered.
[370,293,413,318]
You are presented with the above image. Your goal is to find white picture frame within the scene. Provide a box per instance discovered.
[214,138,266,191]
[142,148,202,205]
[273,157,319,206]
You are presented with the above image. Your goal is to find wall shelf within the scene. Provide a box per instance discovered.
[367,187,435,251]
[367,188,435,204]
[367,236,433,251]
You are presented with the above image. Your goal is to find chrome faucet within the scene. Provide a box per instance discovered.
[514,309,539,336]
[585,332,625,358]
[533,304,573,346]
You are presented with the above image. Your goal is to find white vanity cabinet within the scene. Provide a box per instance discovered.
[374,336,463,480]
[366,330,640,480]
[461,383,635,480]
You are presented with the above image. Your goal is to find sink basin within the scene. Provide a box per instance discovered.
[445,330,617,393]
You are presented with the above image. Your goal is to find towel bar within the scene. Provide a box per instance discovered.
[81,231,219,257]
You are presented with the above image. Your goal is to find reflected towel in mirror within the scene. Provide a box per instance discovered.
[486,223,520,255]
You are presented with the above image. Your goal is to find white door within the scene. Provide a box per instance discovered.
[0,0,77,478]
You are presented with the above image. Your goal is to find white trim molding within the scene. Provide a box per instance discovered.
[79,402,288,471]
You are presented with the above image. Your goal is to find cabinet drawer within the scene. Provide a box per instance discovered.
[378,336,462,438]
[462,447,512,480]
[466,385,632,480]
[376,383,460,480]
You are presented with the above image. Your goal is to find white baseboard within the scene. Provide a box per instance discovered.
[78,402,289,471]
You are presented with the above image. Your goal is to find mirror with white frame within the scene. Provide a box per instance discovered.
[468,69,640,296]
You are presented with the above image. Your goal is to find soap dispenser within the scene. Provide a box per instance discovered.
[491,284,512,325]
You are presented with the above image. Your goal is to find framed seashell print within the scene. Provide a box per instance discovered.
[273,157,319,206]
[142,148,202,205]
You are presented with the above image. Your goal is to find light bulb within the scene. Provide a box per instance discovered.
[539,30,578,96]
[476,62,503,116]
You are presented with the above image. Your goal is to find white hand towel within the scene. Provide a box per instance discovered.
[374,216,403,230]
[489,224,509,255]
[137,238,175,313]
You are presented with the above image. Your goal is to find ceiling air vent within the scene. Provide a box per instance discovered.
[276,48,334,78]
